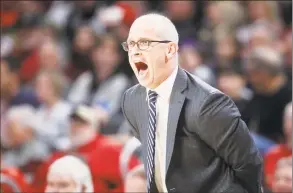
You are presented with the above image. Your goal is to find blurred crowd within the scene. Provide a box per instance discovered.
[0,1,292,193]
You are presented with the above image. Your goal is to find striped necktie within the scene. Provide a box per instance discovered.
[146,90,158,192]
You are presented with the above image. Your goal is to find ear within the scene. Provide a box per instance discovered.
[166,43,177,60]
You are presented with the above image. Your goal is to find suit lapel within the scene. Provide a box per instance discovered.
[137,87,149,166]
[165,68,188,176]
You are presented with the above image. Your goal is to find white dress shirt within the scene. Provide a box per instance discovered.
[147,66,178,192]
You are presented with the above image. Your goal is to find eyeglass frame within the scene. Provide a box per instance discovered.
[121,39,172,52]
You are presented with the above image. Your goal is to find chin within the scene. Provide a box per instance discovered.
[137,79,152,88]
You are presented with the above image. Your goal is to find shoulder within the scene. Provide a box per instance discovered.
[122,84,143,103]
[185,70,219,98]
[184,70,241,122]
[185,70,232,109]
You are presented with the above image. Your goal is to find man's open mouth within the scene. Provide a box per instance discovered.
[135,62,148,73]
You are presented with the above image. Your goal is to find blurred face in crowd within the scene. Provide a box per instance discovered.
[217,72,245,100]
[46,174,79,193]
[92,36,121,74]
[70,117,87,139]
[244,65,268,93]
[179,45,202,72]
[17,27,44,52]
[18,1,43,15]
[247,1,270,22]
[126,15,178,89]
[215,35,236,62]
[249,27,273,48]
[4,118,33,147]
[39,40,59,70]
[69,116,94,148]
[46,156,92,193]
[164,1,194,21]
[272,159,292,193]
[73,26,96,53]
[206,2,222,25]
[35,73,56,103]
[0,60,19,98]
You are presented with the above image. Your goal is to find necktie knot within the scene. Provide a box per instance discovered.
[148,90,158,104]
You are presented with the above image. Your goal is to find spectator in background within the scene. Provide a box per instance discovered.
[213,32,242,75]
[249,25,275,49]
[34,69,72,151]
[98,1,138,80]
[271,156,292,193]
[217,70,252,114]
[67,34,130,133]
[240,24,275,60]
[1,166,32,193]
[65,0,106,43]
[45,155,93,193]
[242,46,292,142]
[163,1,197,42]
[0,2,291,193]
[0,57,39,108]
[1,105,50,178]
[179,42,216,86]
[197,1,244,61]
[264,102,292,189]
[124,164,146,193]
[38,39,63,72]
[66,25,96,81]
[237,1,281,46]
[32,105,140,193]
[1,58,40,137]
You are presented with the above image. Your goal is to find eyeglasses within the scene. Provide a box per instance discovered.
[121,39,171,52]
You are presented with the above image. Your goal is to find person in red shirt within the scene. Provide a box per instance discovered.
[45,155,93,193]
[31,105,141,193]
[1,167,32,193]
[271,156,292,193]
[264,102,292,189]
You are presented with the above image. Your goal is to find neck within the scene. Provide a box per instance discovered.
[97,67,115,82]
[44,96,59,108]
[150,64,177,89]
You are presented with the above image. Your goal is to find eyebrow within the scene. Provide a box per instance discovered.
[126,37,154,42]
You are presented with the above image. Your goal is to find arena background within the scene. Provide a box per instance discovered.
[1,1,292,193]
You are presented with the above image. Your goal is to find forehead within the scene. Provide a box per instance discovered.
[128,21,160,41]
[47,173,75,183]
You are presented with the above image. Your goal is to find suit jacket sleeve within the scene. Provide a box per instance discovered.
[121,90,140,141]
[196,92,263,193]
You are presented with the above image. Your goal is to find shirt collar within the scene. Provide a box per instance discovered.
[146,66,178,102]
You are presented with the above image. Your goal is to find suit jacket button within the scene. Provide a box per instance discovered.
[169,188,176,193]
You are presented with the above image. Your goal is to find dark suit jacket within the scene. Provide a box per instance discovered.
[121,67,263,193]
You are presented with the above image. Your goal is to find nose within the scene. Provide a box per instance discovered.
[130,47,142,59]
